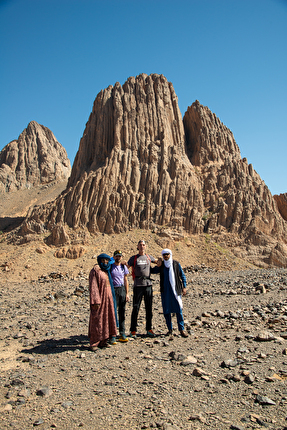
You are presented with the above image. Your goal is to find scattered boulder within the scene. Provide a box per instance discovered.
[54,245,86,259]
[46,225,70,246]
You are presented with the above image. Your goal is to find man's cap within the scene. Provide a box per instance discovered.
[113,250,122,256]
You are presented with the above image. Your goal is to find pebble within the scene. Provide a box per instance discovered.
[36,386,52,397]
[244,373,255,384]
[33,418,44,426]
[221,359,238,368]
[192,367,206,377]
[61,401,74,408]
[255,332,276,341]
[255,394,276,405]
[180,355,197,366]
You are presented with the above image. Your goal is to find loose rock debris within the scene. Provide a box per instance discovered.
[1,267,287,429]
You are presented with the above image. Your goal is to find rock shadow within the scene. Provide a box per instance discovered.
[21,334,89,355]
[0,216,25,232]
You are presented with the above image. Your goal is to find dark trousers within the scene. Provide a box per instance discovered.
[114,286,126,335]
[130,285,153,332]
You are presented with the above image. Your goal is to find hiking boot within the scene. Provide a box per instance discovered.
[119,334,129,342]
[166,330,173,336]
[130,331,137,338]
[180,330,188,338]
[109,336,117,345]
[147,329,156,338]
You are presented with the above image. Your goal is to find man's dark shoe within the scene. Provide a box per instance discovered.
[180,330,188,338]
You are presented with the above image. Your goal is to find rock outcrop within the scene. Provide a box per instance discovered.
[0,121,71,192]
[274,193,287,221]
[28,74,205,234]
[183,101,287,265]
[22,74,287,267]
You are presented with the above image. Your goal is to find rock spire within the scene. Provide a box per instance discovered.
[23,74,287,267]
[0,121,71,192]
[29,74,204,234]
[183,101,287,265]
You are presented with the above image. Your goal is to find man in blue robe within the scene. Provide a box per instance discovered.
[156,248,188,337]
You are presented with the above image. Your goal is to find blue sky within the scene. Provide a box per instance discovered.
[0,0,286,195]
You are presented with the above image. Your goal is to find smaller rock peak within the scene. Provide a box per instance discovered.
[0,123,71,192]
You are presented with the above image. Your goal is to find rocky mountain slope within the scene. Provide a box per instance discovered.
[183,101,287,267]
[0,121,71,193]
[16,73,287,268]
[27,74,204,235]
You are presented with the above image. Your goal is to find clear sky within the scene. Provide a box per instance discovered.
[0,0,286,195]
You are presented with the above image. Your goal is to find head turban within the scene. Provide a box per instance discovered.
[161,248,173,268]
[97,253,114,272]
[96,253,118,326]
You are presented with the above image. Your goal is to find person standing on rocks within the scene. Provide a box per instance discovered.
[88,253,117,350]
[110,250,130,342]
[128,240,160,338]
[154,248,188,337]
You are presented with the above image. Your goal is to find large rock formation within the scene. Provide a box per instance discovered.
[0,121,71,192]
[28,74,204,234]
[24,74,287,267]
[183,101,287,265]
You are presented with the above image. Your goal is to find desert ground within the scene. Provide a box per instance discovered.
[0,185,287,429]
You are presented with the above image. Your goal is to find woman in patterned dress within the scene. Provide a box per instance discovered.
[88,253,117,350]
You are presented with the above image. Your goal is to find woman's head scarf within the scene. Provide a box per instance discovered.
[97,253,114,271]
[96,253,118,326]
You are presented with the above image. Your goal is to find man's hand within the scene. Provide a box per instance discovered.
[126,294,130,302]
[182,288,187,296]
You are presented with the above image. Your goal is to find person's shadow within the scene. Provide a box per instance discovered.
[21,334,89,355]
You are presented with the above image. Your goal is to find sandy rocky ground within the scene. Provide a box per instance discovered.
[0,185,287,429]
[0,235,287,430]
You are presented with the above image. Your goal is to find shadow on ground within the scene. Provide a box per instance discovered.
[21,334,89,355]
[0,216,25,231]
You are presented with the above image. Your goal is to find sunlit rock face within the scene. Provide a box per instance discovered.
[274,193,287,221]
[0,121,71,192]
[25,74,287,267]
[30,74,205,234]
[183,100,287,266]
